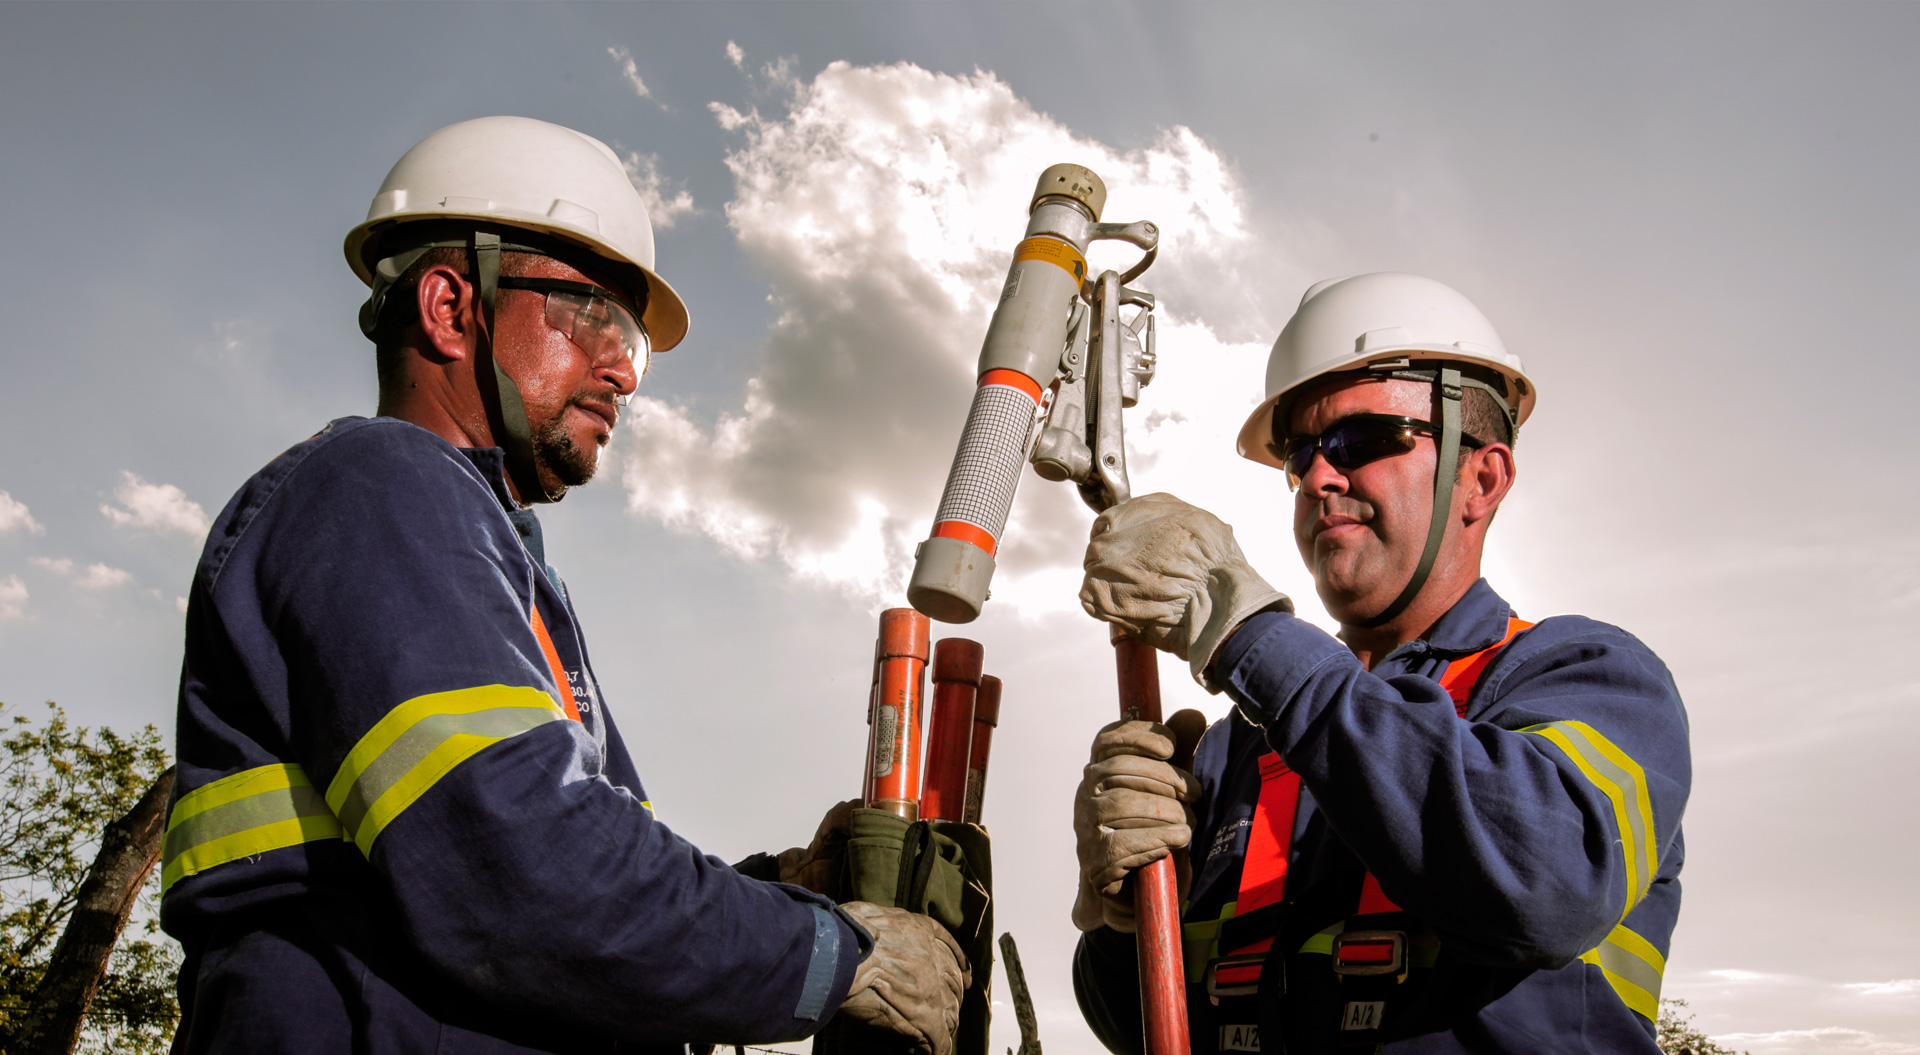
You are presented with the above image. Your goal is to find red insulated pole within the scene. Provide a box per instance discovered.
[864,609,931,821]
[961,675,1001,825]
[921,638,985,822]
[1112,624,1190,1055]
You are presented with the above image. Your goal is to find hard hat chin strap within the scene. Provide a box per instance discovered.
[1354,365,1462,630]
[471,230,557,505]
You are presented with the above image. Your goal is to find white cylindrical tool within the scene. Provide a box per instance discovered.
[907,164,1105,624]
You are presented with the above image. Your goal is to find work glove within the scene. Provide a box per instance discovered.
[777,798,858,895]
[1072,719,1199,934]
[1081,492,1292,687]
[838,901,971,1055]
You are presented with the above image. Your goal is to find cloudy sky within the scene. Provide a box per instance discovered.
[3,4,1917,1053]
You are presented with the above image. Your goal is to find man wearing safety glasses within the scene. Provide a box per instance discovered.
[1069,273,1689,1054]
[160,117,966,1054]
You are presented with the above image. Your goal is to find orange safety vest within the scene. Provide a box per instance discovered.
[1207,616,1534,995]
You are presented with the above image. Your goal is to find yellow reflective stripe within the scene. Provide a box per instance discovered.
[1298,923,1340,956]
[1580,922,1665,1020]
[1523,721,1657,912]
[160,764,342,892]
[326,685,564,856]
[1182,900,1237,982]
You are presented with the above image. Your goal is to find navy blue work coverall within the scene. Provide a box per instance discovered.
[1074,581,1689,1054]
[161,416,867,1054]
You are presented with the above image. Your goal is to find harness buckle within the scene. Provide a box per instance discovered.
[1205,951,1268,998]
[1330,929,1407,983]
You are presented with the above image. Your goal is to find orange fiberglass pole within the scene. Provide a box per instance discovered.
[1113,625,1189,1055]
[864,608,931,820]
[920,638,984,822]
[961,675,1001,825]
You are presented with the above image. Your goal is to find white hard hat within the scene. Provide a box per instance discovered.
[344,115,689,352]
[1236,273,1534,469]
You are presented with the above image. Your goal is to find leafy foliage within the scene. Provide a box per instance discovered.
[1658,998,1747,1055]
[0,702,178,1053]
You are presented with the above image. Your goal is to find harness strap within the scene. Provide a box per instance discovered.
[1207,753,1302,991]
[1240,752,1301,912]
[1438,616,1534,712]
[530,605,583,722]
[1207,615,1533,999]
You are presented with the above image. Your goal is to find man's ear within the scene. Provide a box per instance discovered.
[415,265,477,364]
[1461,443,1516,524]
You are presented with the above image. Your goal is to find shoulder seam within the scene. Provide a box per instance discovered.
[204,419,490,594]
[1471,616,1663,714]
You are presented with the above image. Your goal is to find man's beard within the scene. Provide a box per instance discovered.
[532,402,603,493]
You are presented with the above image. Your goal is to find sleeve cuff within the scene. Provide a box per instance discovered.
[1213,609,1353,728]
[808,903,871,1024]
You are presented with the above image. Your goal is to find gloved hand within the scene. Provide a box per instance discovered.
[1072,720,1199,934]
[777,798,858,895]
[1081,492,1292,686]
[838,901,971,1055]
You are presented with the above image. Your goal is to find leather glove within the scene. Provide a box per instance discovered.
[838,901,971,1055]
[1081,492,1292,686]
[1072,720,1199,934]
[777,798,858,895]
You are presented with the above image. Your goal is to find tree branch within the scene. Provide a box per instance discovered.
[10,766,174,1055]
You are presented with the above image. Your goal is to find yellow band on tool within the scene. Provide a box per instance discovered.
[1013,237,1086,281]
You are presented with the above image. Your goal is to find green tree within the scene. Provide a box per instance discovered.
[0,702,178,1053]
[1658,998,1747,1055]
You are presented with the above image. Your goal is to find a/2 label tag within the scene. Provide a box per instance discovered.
[1341,1000,1386,1031]
[1219,1024,1260,1052]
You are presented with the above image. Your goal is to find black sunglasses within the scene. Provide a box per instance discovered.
[1274,414,1484,491]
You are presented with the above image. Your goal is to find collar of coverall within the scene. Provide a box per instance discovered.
[455,445,518,511]
[1398,578,1516,658]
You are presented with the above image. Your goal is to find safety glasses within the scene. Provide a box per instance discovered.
[1277,414,1483,491]
[498,277,651,372]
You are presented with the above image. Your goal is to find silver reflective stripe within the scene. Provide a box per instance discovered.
[325,685,565,855]
[1522,721,1657,910]
[1580,922,1665,1020]
[163,780,332,865]
[160,764,343,891]
[333,704,558,841]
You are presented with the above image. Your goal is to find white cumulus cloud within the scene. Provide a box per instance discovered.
[1716,1026,1920,1055]
[78,564,131,590]
[0,491,42,535]
[624,60,1312,615]
[606,45,665,109]
[1844,980,1920,998]
[0,575,25,621]
[619,151,696,230]
[30,557,132,591]
[101,471,211,538]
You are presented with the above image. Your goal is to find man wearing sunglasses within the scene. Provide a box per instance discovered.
[1069,273,1688,1054]
[161,118,965,1055]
